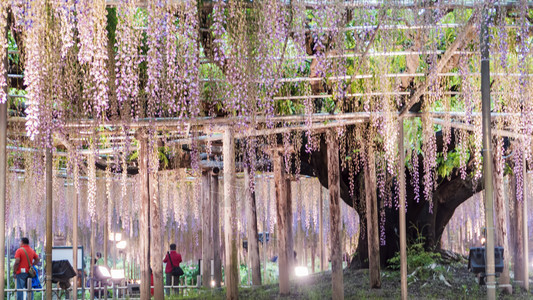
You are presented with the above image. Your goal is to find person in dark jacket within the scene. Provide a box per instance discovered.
[163,244,182,295]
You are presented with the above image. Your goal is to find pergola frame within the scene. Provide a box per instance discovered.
[1,1,532,300]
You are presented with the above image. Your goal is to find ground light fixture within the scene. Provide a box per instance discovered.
[294,266,309,277]
[95,266,112,280]
[111,269,125,280]
[117,240,127,249]
[211,280,216,287]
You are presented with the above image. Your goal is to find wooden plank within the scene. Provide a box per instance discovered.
[137,134,151,300]
[319,186,325,272]
[150,171,164,299]
[223,127,238,299]
[211,170,222,287]
[72,191,79,300]
[45,146,53,300]
[522,155,529,291]
[512,170,526,288]
[364,141,381,288]
[286,177,294,276]
[398,119,408,300]
[273,149,290,295]
[202,171,212,287]
[244,168,262,286]
[493,142,511,294]
[0,21,7,299]
[326,129,344,299]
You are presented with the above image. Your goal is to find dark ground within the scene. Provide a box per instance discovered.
[175,263,533,299]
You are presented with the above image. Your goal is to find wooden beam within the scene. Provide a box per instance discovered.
[45,146,53,300]
[137,133,151,299]
[89,222,95,300]
[244,168,261,286]
[0,19,7,299]
[326,129,344,299]
[150,171,164,299]
[364,141,381,288]
[211,169,222,288]
[72,191,79,300]
[398,119,408,300]
[285,177,294,277]
[522,154,529,291]
[202,170,212,287]
[398,14,476,116]
[319,186,325,272]
[223,127,238,300]
[273,149,290,295]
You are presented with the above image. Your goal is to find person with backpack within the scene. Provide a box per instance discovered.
[163,243,183,295]
[13,237,40,300]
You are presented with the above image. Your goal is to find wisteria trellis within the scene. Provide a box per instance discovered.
[1,0,533,266]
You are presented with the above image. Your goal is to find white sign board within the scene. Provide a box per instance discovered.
[52,247,83,269]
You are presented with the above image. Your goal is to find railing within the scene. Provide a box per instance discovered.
[5,277,203,299]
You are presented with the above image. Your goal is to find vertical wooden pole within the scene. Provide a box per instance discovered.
[365,141,381,288]
[273,149,290,295]
[104,220,108,267]
[45,146,53,300]
[150,171,164,299]
[319,186,324,272]
[522,155,529,291]
[326,129,344,299]
[398,119,408,300]
[244,168,261,286]
[0,21,7,299]
[202,170,212,287]
[138,134,151,299]
[223,128,238,299]
[90,222,96,300]
[285,177,294,275]
[493,140,511,293]
[211,169,222,287]
[73,191,79,300]
[480,10,496,299]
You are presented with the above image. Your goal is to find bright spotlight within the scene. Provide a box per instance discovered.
[95,266,111,280]
[109,232,122,242]
[117,240,127,249]
[211,280,216,287]
[111,269,125,280]
[294,266,309,277]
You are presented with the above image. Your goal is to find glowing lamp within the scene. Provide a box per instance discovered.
[294,266,309,277]
[117,240,127,249]
[211,280,216,288]
[95,266,111,280]
[111,269,125,280]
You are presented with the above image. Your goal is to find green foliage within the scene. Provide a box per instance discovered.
[436,151,462,179]
[388,227,441,281]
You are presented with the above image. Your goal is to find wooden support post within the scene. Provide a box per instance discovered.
[493,140,511,294]
[223,127,238,299]
[273,149,290,295]
[398,119,408,300]
[326,129,344,300]
[90,222,96,300]
[364,141,381,288]
[244,168,262,286]
[150,172,164,299]
[0,23,7,299]
[202,170,212,287]
[45,146,53,300]
[285,177,294,275]
[137,134,151,300]
[73,191,79,300]
[522,155,529,291]
[104,220,109,267]
[319,186,325,272]
[211,169,222,287]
